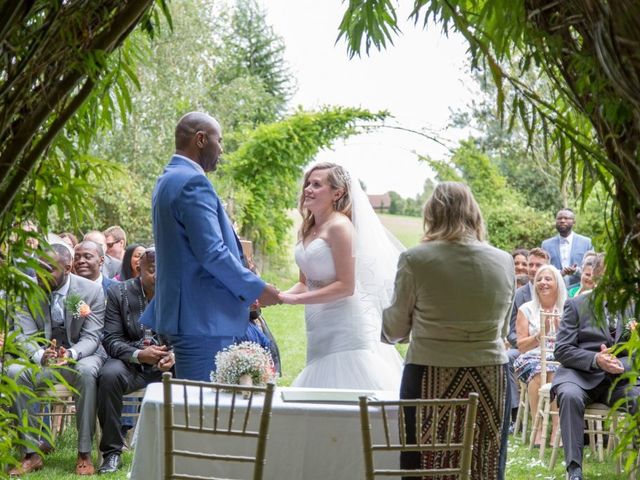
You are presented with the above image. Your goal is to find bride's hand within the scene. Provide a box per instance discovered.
[278,292,299,305]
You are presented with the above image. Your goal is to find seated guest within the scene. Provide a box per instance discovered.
[73,240,117,296]
[567,251,597,298]
[552,254,639,480]
[8,243,106,476]
[104,225,126,262]
[84,230,121,279]
[116,243,145,281]
[512,248,529,277]
[97,247,174,474]
[513,264,567,444]
[505,248,550,423]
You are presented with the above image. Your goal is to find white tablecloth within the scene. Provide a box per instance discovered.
[129,382,399,480]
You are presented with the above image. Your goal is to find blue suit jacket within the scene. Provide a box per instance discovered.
[101,275,117,298]
[142,155,265,338]
[541,232,593,283]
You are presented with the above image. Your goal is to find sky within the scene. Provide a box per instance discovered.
[264,1,478,197]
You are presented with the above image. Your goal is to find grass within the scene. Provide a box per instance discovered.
[17,213,626,478]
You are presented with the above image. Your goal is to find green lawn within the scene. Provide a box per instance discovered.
[17,213,627,478]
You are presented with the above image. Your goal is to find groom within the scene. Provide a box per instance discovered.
[143,112,280,381]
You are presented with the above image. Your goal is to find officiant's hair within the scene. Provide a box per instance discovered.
[298,162,352,240]
[422,181,486,243]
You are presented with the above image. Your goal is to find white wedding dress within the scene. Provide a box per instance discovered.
[291,237,404,391]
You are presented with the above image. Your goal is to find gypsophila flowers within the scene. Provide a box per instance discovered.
[212,341,276,386]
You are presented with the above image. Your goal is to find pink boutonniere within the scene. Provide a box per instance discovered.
[65,294,92,319]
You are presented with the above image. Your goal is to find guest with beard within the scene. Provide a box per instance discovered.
[97,248,174,474]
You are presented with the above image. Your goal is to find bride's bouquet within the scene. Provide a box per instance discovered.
[211,341,276,389]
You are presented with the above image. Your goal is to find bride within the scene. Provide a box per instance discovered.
[279,162,404,390]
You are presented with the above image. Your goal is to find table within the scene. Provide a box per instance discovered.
[130,383,399,480]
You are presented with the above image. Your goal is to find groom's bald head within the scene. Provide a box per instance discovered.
[175,112,220,150]
[174,112,223,172]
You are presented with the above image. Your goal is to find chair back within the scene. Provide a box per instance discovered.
[538,311,561,385]
[162,372,275,480]
[359,393,479,479]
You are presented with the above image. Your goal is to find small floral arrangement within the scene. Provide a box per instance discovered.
[212,341,276,387]
[65,293,91,318]
[619,317,638,342]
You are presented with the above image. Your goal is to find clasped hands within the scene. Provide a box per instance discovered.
[257,283,283,307]
[138,344,175,371]
[42,339,70,366]
[595,344,624,374]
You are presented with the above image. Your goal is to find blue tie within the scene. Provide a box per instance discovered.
[51,292,65,326]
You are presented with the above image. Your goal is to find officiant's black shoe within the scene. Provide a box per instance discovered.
[566,462,582,480]
[97,453,121,474]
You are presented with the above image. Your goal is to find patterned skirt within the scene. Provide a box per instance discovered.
[399,364,508,480]
[513,351,559,385]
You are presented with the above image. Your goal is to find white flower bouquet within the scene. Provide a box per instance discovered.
[211,341,276,388]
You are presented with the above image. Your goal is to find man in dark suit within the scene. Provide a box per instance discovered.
[541,208,593,286]
[506,248,549,421]
[142,112,280,381]
[73,240,117,297]
[552,283,639,480]
[8,243,106,476]
[97,248,173,474]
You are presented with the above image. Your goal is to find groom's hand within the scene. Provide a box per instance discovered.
[258,284,281,307]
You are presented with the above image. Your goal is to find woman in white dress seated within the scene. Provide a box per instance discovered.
[279,162,403,390]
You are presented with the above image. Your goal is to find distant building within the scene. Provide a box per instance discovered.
[368,193,391,213]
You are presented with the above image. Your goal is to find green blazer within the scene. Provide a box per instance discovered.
[383,240,515,367]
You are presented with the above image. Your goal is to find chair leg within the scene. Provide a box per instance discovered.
[539,395,551,460]
[521,393,530,444]
[587,418,597,455]
[529,401,542,451]
[514,382,525,436]
[549,423,562,469]
[596,418,604,462]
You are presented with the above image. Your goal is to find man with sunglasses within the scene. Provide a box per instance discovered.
[141,112,280,381]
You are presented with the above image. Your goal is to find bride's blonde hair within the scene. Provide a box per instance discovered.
[298,162,352,240]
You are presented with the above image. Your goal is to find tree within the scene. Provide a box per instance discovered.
[425,141,549,250]
[213,0,294,123]
[0,0,169,218]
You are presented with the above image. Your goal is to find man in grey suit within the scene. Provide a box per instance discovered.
[552,291,639,480]
[506,247,549,421]
[541,208,593,286]
[8,243,106,476]
[84,230,121,279]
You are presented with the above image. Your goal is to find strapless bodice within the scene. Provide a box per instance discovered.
[294,238,336,288]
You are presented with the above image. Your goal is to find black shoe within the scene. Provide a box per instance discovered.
[566,462,582,480]
[97,453,121,475]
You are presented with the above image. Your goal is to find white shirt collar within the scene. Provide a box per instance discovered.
[92,273,104,285]
[174,154,204,175]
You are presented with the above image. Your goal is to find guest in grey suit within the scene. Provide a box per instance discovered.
[541,208,593,286]
[73,240,117,297]
[551,256,639,480]
[84,230,121,279]
[8,243,106,476]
